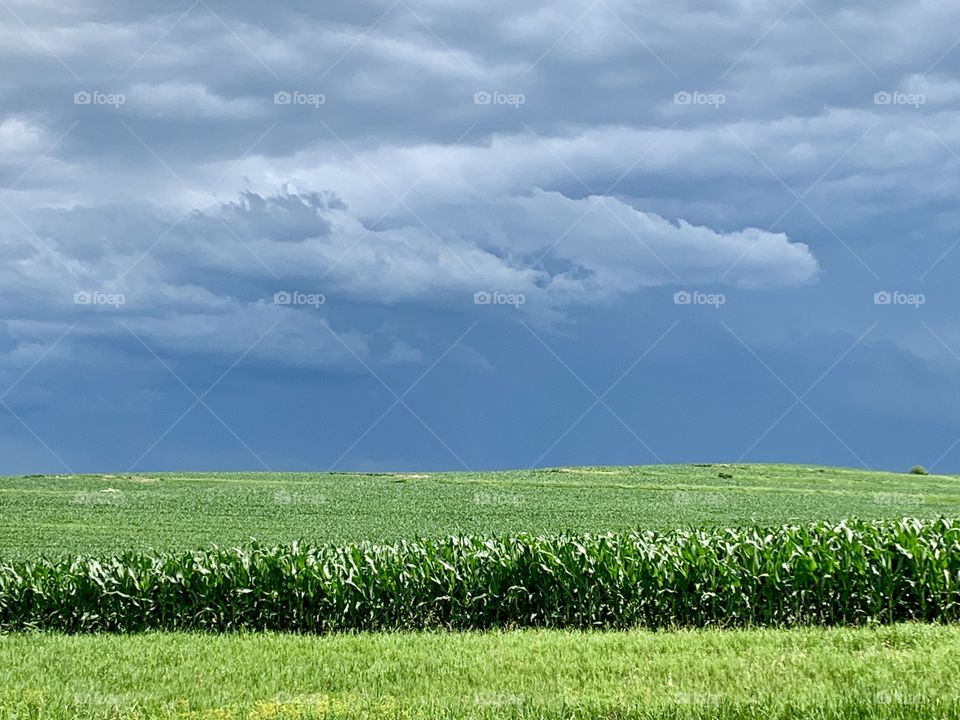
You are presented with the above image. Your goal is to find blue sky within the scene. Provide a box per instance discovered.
[2,0,960,474]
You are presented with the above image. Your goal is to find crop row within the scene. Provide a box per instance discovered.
[1,518,959,632]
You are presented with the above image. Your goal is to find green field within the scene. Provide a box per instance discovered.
[2,464,957,559]
[4,464,960,719]
[2,625,958,719]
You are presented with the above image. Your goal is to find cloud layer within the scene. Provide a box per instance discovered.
[3,0,960,472]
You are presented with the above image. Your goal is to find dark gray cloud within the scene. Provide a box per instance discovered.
[3,0,960,472]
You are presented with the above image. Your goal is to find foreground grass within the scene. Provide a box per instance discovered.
[0,625,958,719]
[3,464,958,559]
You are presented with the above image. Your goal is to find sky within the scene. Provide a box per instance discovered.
[2,0,960,475]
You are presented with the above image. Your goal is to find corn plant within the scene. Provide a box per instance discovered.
[0,518,958,632]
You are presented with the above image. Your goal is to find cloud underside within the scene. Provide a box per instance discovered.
[0,181,818,364]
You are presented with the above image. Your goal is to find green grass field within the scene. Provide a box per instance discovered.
[4,464,960,719]
[2,625,959,719]
[2,464,957,559]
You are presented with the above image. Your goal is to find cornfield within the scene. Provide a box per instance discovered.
[2,518,959,632]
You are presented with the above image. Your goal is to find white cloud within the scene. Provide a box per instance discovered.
[125,82,263,119]
[384,339,424,364]
[0,117,44,153]
[0,181,818,368]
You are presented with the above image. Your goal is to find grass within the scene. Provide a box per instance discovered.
[5,464,960,718]
[2,464,958,559]
[1,624,958,719]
